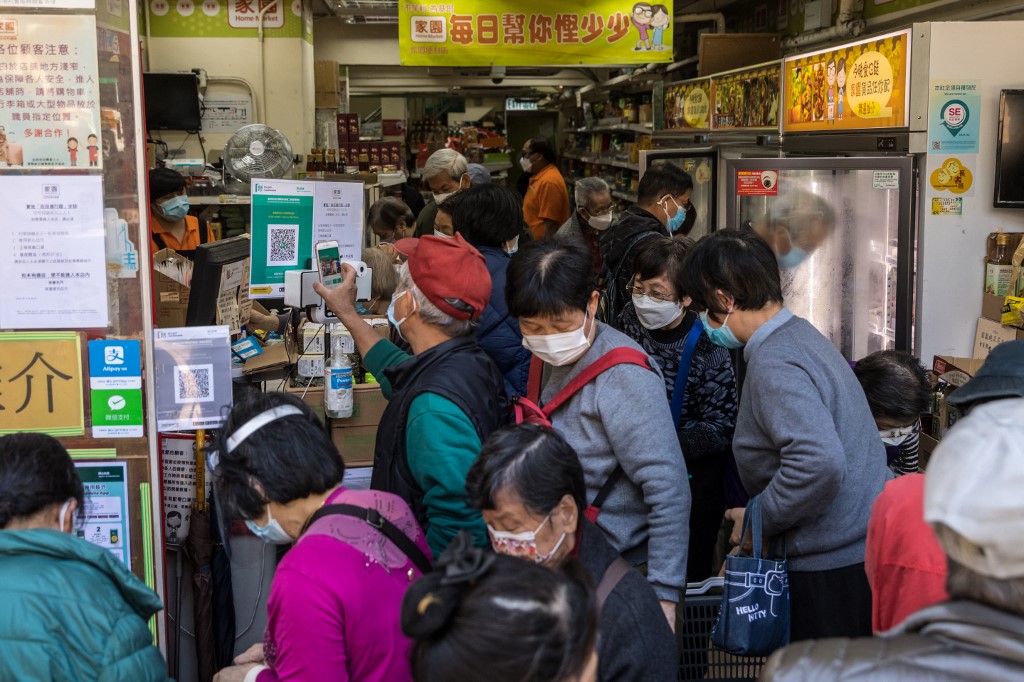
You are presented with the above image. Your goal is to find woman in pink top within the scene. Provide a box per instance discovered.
[211,392,430,682]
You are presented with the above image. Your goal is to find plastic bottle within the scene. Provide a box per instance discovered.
[986,233,1014,296]
[325,332,353,418]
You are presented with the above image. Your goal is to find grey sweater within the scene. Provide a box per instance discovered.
[540,322,691,601]
[734,309,891,571]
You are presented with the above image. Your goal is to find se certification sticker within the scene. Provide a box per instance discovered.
[929,81,980,154]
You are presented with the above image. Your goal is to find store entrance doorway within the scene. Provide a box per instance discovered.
[507,111,559,198]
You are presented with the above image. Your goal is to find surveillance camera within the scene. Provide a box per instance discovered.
[490,65,506,85]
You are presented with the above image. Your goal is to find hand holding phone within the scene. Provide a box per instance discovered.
[315,240,343,289]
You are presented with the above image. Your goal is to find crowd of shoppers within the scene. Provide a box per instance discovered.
[9,149,1020,682]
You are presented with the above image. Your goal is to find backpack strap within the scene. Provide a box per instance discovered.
[541,348,651,418]
[152,231,167,251]
[301,503,432,575]
[583,465,625,523]
[596,557,632,611]
[669,317,704,429]
[197,216,210,245]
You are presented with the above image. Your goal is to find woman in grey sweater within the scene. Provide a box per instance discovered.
[506,238,691,633]
[680,230,890,642]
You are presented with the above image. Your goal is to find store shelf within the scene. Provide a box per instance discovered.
[188,194,251,205]
[563,152,639,172]
[612,190,638,203]
[563,123,653,135]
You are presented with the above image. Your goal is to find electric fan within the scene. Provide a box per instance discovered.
[222,124,294,192]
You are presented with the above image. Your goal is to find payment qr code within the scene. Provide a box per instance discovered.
[267,224,299,266]
[173,364,215,404]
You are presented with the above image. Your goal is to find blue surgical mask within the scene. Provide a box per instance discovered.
[158,195,189,222]
[355,299,376,315]
[699,310,744,349]
[245,505,293,544]
[504,235,519,256]
[387,289,413,342]
[777,246,808,269]
[659,195,688,234]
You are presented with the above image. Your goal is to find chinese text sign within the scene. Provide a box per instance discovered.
[0,331,84,436]
[399,1,674,66]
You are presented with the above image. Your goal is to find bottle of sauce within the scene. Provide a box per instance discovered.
[986,232,1014,296]
[325,148,337,174]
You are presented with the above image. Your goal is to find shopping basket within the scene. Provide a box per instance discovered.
[680,578,766,681]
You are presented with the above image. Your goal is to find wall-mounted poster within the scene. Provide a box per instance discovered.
[0,14,102,169]
[74,461,131,569]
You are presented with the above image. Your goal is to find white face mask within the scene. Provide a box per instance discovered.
[58,499,74,533]
[433,229,452,238]
[632,294,683,330]
[522,311,593,367]
[880,422,919,446]
[433,191,453,205]
[519,155,533,173]
[487,513,566,564]
[587,211,614,231]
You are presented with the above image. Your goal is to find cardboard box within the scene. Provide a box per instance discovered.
[299,322,326,354]
[975,316,1024,359]
[297,353,325,379]
[331,383,386,428]
[919,433,939,471]
[932,355,985,439]
[153,247,192,327]
[314,60,339,94]
[331,424,377,467]
[285,382,324,407]
[699,33,781,77]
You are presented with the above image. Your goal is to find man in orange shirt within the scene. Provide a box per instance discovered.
[149,166,215,256]
[520,136,570,240]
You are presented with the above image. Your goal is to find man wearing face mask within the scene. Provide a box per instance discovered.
[148,166,215,257]
[314,234,506,557]
[0,433,170,681]
[617,236,737,587]
[414,148,471,238]
[450,184,532,397]
[600,164,693,328]
[557,177,614,276]
[521,136,570,240]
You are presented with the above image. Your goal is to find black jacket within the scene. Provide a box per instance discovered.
[762,600,1024,682]
[371,335,506,530]
[598,206,667,326]
[577,520,678,682]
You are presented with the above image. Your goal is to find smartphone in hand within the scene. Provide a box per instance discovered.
[315,240,343,288]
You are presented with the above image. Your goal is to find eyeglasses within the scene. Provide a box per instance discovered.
[627,283,677,303]
[878,421,920,441]
[634,8,653,16]
[586,205,614,217]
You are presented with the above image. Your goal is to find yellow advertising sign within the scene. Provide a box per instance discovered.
[0,332,84,437]
[711,63,781,130]
[664,79,711,131]
[783,29,910,133]
[398,1,674,66]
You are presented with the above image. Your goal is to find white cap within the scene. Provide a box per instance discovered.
[924,397,1024,579]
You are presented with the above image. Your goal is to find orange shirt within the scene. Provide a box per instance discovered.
[523,163,571,240]
[150,214,215,253]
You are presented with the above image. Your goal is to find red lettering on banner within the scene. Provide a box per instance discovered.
[606,11,629,42]
[234,0,255,14]
[580,12,604,43]
[477,14,499,45]
[450,14,474,45]
[554,13,579,43]
[502,13,525,45]
[528,13,553,44]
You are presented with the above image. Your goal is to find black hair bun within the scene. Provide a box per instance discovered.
[400,532,496,639]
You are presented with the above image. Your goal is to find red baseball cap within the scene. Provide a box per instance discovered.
[394,234,491,321]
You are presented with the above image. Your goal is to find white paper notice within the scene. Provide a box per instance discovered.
[201,94,253,133]
[160,434,211,545]
[313,180,363,263]
[0,175,108,329]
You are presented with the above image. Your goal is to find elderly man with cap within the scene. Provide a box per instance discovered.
[762,385,1024,679]
[314,235,506,558]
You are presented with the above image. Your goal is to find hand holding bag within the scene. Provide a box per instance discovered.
[711,495,790,656]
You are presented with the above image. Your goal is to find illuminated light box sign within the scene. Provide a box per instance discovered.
[399,1,674,67]
[783,29,910,133]
[663,79,711,131]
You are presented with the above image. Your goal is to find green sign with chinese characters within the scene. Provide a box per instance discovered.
[90,388,144,438]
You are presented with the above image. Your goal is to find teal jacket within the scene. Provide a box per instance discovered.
[0,529,171,681]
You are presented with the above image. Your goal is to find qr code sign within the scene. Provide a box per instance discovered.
[267,224,299,266]
[174,364,215,404]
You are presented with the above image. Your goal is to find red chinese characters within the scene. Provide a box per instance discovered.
[502,13,525,45]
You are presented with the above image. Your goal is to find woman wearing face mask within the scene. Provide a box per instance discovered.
[680,230,890,643]
[451,184,532,396]
[432,190,464,238]
[149,166,215,256]
[210,391,430,682]
[0,433,170,681]
[466,424,678,682]
[506,238,691,633]
[368,196,416,262]
[359,247,400,315]
[617,236,737,585]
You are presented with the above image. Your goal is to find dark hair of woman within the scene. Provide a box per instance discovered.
[451,184,523,248]
[506,238,595,319]
[212,390,344,521]
[0,433,83,529]
[632,234,695,298]
[367,197,414,232]
[466,424,587,515]
[680,228,783,318]
[402,534,597,682]
[436,189,466,219]
[854,350,932,422]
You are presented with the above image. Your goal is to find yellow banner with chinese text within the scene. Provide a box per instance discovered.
[0,332,84,436]
[783,29,910,133]
[399,1,675,66]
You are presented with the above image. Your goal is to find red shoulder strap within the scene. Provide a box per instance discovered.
[526,355,545,404]
[541,348,651,418]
